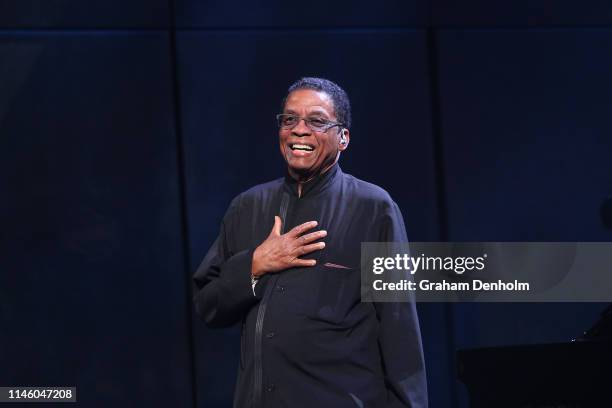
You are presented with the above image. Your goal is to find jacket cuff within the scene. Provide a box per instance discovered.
[219,248,271,301]
[218,248,257,301]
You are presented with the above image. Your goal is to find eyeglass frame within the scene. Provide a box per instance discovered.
[276,113,345,133]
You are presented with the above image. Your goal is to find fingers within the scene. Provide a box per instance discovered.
[299,230,327,245]
[292,258,317,267]
[271,216,282,236]
[287,220,318,237]
[298,241,325,255]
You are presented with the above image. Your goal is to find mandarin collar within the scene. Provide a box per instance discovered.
[283,164,341,198]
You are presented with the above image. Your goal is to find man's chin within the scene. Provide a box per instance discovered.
[287,161,319,179]
[287,158,313,171]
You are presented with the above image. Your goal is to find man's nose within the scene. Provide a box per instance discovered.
[291,118,311,136]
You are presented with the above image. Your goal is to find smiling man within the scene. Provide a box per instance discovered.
[193,77,427,408]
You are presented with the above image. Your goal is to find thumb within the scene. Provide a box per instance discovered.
[271,216,282,236]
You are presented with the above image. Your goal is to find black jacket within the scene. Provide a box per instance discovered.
[193,165,427,408]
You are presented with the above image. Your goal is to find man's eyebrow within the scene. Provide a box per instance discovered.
[306,109,331,118]
[282,108,331,118]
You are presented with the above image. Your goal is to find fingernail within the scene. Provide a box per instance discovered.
[320,242,326,248]
[320,230,327,236]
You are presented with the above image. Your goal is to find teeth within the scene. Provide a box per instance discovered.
[291,144,314,151]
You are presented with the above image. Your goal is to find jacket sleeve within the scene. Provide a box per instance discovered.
[373,200,428,408]
[192,197,266,328]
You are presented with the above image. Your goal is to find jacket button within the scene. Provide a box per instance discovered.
[276,285,285,292]
[266,332,276,338]
[266,384,275,392]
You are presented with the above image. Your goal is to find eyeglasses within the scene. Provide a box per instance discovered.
[276,114,344,132]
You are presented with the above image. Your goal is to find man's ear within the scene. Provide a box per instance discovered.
[338,128,350,151]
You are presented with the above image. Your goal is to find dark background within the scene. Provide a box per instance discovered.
[1,1,611,407]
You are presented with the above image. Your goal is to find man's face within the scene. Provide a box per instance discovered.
[279,89,347,180]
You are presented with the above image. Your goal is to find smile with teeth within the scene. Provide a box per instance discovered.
[290,144,314,151]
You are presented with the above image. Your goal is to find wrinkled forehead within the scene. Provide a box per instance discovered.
[283,89,336,117]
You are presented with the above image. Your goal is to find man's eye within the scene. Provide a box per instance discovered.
[283,116,298,126]
[308,118,328,127]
